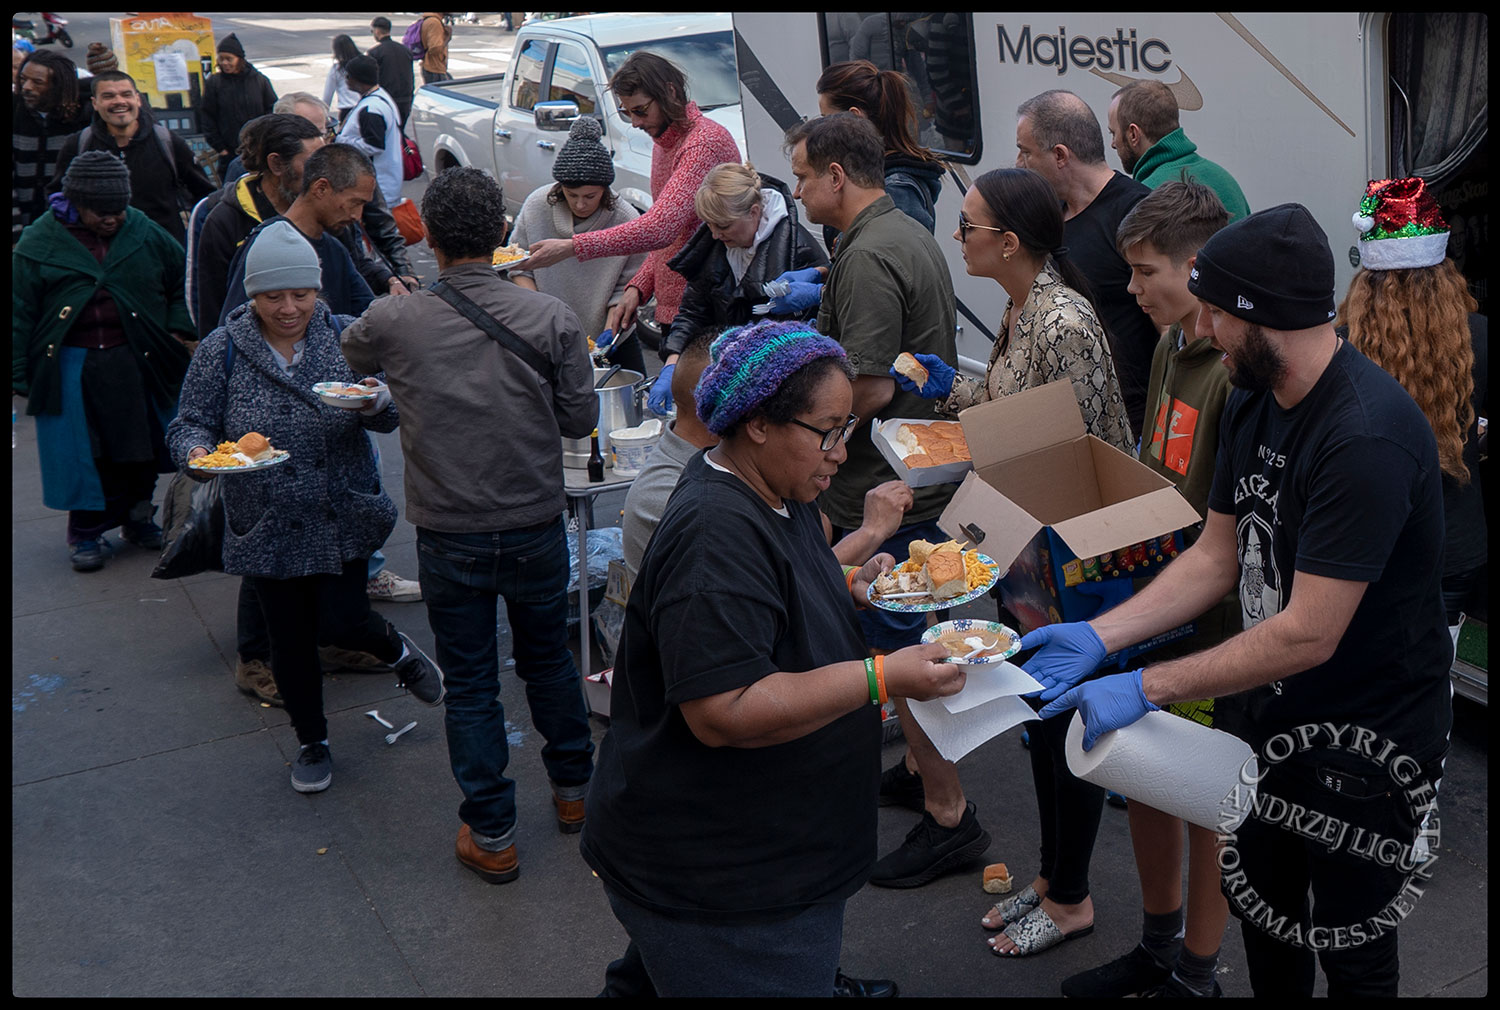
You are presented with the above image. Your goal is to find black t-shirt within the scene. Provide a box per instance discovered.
[1206,341,1452,764]
[1066,172,1156,437]
[581,454,879,922]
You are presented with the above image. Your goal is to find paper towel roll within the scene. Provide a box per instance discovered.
[1065,711,1259,831]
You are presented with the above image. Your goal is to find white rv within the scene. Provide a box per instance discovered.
[732,11,1487,370]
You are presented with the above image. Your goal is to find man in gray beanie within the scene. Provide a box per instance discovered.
[13,148,194,571]
[1020,203,1452,997]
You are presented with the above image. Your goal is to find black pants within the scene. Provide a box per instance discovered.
[1224,758,1428,997]
[67,459,158,544]
[1027,699,1106,905]
[247,559,403,744]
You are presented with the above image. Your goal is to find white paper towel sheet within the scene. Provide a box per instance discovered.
[942,661,1042,714]
[1065,711,1259,831]
[908,694,1036,763]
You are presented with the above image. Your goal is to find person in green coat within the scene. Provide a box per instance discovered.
[12,151,194,571]
[1107,80,1250,221]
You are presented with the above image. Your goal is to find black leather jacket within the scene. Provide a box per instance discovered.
[662,173,828,360]
[333,187,414,292]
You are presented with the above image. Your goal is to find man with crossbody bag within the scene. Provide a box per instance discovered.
[340,166,598,882]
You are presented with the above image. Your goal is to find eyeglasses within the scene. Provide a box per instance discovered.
[615,97,655,122]
[957,211,1007,243]
[787,413,859,452]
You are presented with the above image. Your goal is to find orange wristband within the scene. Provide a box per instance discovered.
[844,565,859,593]
[874,654,888,705]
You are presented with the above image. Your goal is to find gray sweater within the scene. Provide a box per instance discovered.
[341,262,598,533]
[168,303,399,579]
[620,424,703,582]
[507,183,648,338]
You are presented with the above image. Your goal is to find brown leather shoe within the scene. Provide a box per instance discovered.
[235,659,283,706]
[455,824,519,884]
[553,791,586,834]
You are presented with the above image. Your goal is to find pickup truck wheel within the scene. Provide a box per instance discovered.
[634,305,662,353]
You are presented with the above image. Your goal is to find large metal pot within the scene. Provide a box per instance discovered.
[563,367,646,468]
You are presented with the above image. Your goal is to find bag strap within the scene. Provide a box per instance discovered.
[429,279,556,386]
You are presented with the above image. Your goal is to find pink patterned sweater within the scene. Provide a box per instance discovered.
[571,102,740,323]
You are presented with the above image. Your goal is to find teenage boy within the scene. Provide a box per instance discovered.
[1062,179,1234,998]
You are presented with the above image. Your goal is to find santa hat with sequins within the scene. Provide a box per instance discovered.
[1352,177,1451,271]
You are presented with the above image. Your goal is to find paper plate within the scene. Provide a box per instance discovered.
[188,450,291,474]
[922,619,1022,664]
[867,552,1000,613]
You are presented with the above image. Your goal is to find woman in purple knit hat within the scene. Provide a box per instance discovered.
[579,319,964,996]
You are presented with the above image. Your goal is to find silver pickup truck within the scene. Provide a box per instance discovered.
[409,12,745,221]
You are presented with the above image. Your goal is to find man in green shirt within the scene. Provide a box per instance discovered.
[785,113,992,888]
[1108,80,1250,222]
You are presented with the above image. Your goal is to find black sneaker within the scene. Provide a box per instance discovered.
[834,967,899,997]
[878,758,925,812]
[393,631,446,705]
[291,742,333,793]
[121,519,164,550]
[1061,944,1172,998]
[868,801,991,888]
[1141,973,1223,998]
[69,537,114,572]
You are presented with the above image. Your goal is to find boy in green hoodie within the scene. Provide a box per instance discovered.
[1061,179,1234,999]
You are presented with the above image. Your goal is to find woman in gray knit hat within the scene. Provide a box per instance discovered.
[168,220,445,795]
[507,115,648,372]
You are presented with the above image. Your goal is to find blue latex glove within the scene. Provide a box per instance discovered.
[594,328,616,355]
[768,281,823,315]
[647,363,675,415]
[773,267,824,286]
[1038,669,1160,751]
[1020,622,1108,702]
[888,351,956,399]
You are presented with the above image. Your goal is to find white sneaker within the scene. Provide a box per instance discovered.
[367,569,422,602]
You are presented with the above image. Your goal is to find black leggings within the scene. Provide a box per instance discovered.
[1027,698,1106,905]
[248,559,403,744]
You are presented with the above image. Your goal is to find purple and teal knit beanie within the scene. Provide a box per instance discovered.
[695,320,847,435]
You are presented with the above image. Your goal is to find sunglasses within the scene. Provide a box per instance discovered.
[957,211,1007,243]
[788,413,859,452]
[615,96,656,122]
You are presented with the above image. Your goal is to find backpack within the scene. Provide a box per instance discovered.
[402,18,427,58]
[78,122,197,224]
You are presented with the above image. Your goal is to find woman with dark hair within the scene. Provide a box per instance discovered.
[324,34,363,123]
[816,59,942,234]
[582,319,962,995]
[889,166,1132,958]
[508,115,647,372]
[1338,176,1487,642]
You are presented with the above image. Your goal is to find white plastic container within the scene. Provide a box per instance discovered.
[609,418,663,477]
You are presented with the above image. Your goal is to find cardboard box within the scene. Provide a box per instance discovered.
[939,380,1202,658]
[110,13,217,114]
[584,669,612,718]
[870,418,974,488]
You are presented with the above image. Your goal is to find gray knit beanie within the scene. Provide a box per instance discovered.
[243,220,323,295]
[551,116,615,187]
[62,150,131,214]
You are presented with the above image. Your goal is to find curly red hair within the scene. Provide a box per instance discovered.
[1337,258,1476,482]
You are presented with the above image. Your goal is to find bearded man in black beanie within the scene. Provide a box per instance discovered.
[13,150,195,571]
[1019,203,1451,997]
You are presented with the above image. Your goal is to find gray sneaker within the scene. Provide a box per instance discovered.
[291,742,333,793]
[393,632,446,706]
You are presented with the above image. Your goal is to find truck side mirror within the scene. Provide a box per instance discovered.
[534,100,580,131]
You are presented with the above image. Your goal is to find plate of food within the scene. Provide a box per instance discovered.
[312,380,383,408]
[922,619,1022,665]
[187,432,291,473]
[867,539,1000,612]
[491,243,530,269]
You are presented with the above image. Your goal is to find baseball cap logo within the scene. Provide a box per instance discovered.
[1190,267,1199,280]
[1237,295,1255,310]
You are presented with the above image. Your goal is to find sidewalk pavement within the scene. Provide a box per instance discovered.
[10,401,1488,996]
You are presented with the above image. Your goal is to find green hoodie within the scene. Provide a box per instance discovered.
[1138,323,1231,517]
[1132,128,1250,221]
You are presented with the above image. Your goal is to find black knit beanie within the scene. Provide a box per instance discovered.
[552,116,615,187]
[217,33,246,59]
[62,150,132,215]
[1187,203,1336,330]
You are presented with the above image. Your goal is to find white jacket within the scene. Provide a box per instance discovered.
[337,86,404,206]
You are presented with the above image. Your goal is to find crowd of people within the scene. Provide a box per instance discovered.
[11,19,1485,1000]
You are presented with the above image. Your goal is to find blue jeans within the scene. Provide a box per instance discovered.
[416,518,595,838]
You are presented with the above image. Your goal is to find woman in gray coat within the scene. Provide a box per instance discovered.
[168,221,444,794]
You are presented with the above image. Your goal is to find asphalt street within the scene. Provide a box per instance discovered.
[12,12,1490,998]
